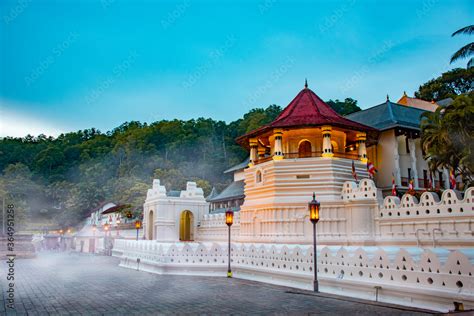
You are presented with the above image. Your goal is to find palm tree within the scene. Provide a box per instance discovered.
[450,25,474,68]
[420,94,474,186]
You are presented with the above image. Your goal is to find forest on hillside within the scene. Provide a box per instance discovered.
[1,67,471,231]
[0,98,360,230]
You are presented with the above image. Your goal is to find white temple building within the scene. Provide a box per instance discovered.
[114,84,474,313]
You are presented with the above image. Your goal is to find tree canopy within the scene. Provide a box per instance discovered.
[0,105,283,230]
[421,93,474,186]
[0,98,360,230]
[326,98,361,115]
[414,68,473,101]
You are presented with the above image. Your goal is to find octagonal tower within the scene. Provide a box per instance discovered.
[236,82,378,244]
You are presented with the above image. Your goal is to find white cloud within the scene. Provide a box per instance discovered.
[0,99,66,138]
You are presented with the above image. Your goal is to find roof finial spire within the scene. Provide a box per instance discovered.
[304,78,308,89]
[386,94,390,101]
[403,91,407,96]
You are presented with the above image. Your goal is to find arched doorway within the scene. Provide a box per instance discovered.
[298,140,312,158]
[179,210,194,241]
[147,210,154,240]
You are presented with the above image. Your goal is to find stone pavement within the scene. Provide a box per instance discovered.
[1,252,435,315]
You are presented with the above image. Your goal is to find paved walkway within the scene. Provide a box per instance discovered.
[1,252,435,315]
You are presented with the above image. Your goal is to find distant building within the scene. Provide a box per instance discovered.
[397,92,440,112]
[206,158,247,213]
[346,95,452,194]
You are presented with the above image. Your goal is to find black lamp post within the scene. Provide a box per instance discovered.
[308,192,320,292]
[225,209,234,278]
[135,220,142,241]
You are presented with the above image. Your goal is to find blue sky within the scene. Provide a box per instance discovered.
[0,0,472,137]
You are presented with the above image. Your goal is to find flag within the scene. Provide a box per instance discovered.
[391,173,397,196]
[449,169,456,189]
[352,160,358,181]
[367,161,377,178]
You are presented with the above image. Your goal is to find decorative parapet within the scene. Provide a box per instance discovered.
[379,188,473,219]
[341,179,379,201]
[180,181,205,199]
[146,179,167,199]
[146,179,205,201]
[376,188,474,247]
[114,240,474,312]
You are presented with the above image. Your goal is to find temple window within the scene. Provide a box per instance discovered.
[256,170,262,183]
[298,140,312,158]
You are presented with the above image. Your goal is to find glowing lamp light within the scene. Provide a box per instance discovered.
[92,224,97,231]
[225,210,234,226]
[135,220,142,229]
[116,218,121,225]
[59,229,64,234]
[308,193,320,224]
[104,223,110,231]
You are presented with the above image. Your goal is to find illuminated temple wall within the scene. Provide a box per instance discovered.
[133,174,474,312]
[237,157,373,244]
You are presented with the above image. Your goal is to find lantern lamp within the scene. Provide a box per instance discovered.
[135,220,142,229]
[135,220,142,241]
[308,193,320,224]
[225,210,234,226]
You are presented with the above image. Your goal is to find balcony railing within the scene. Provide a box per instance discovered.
[254,151,360,164]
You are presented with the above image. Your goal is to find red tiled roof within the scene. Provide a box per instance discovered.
[237,86,376,143]
[272,87,373,129]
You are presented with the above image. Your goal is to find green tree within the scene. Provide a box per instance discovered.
[326,98,361,115]
[450,25,474,68]
[415,68,474,101]
[0,163,42,229]
[421,93,474,186]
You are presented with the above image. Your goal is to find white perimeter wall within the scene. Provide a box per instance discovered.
[114,240,474,312]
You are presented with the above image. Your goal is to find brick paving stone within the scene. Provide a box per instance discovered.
[0,252,437,315]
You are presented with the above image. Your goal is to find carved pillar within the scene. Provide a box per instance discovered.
[408,137,419,189]
[356,132,367,163]
[273,129,283,160]
[249,138,258,166]
[321,125,333,158]
[393,135,401,186]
